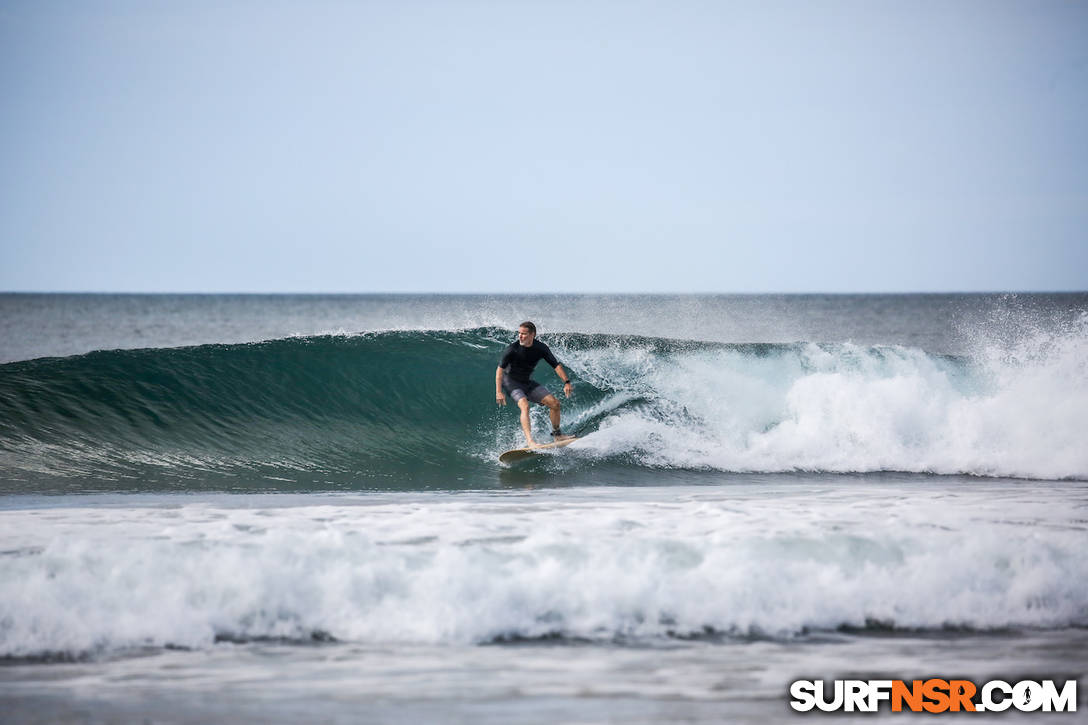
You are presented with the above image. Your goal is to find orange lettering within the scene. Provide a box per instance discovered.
[922,679,951,713]
[892,680,924,712]
[948,680,977,712]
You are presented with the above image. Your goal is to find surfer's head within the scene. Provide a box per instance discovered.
[518,321,537,347]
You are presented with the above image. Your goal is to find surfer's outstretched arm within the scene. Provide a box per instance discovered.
[495,366,506,405]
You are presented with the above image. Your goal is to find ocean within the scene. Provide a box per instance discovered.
[1,292,1086,723]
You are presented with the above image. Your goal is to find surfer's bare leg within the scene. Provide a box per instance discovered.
[540,394,561,430]
[517,398,536,446]
[541,394,572,439]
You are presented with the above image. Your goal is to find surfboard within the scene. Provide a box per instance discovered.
[499,437,578,464]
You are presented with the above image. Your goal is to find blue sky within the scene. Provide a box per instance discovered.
[1,0,1086,293]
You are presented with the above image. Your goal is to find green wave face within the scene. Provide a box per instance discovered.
[0,329,535,492]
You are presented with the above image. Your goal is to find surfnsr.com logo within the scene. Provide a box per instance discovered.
[790,679,1078,713]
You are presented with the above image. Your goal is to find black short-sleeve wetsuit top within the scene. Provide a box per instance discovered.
[499,340,560,384]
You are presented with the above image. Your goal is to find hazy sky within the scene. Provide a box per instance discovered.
[1,0,1086,293]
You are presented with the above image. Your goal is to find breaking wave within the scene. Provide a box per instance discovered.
[1,320,1086,492]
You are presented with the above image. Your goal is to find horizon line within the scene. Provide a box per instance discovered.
[2,289,1087,297]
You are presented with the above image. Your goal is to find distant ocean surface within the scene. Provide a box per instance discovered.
[1,293,1086,723]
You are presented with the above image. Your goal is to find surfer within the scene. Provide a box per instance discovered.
[495,321,574,448]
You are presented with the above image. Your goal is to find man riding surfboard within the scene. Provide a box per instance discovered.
[495,321,574,448]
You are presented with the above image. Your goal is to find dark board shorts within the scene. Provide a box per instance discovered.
[502,375,551,404]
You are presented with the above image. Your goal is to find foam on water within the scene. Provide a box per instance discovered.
[563,314,1088,480]
[2,486,1086,658]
